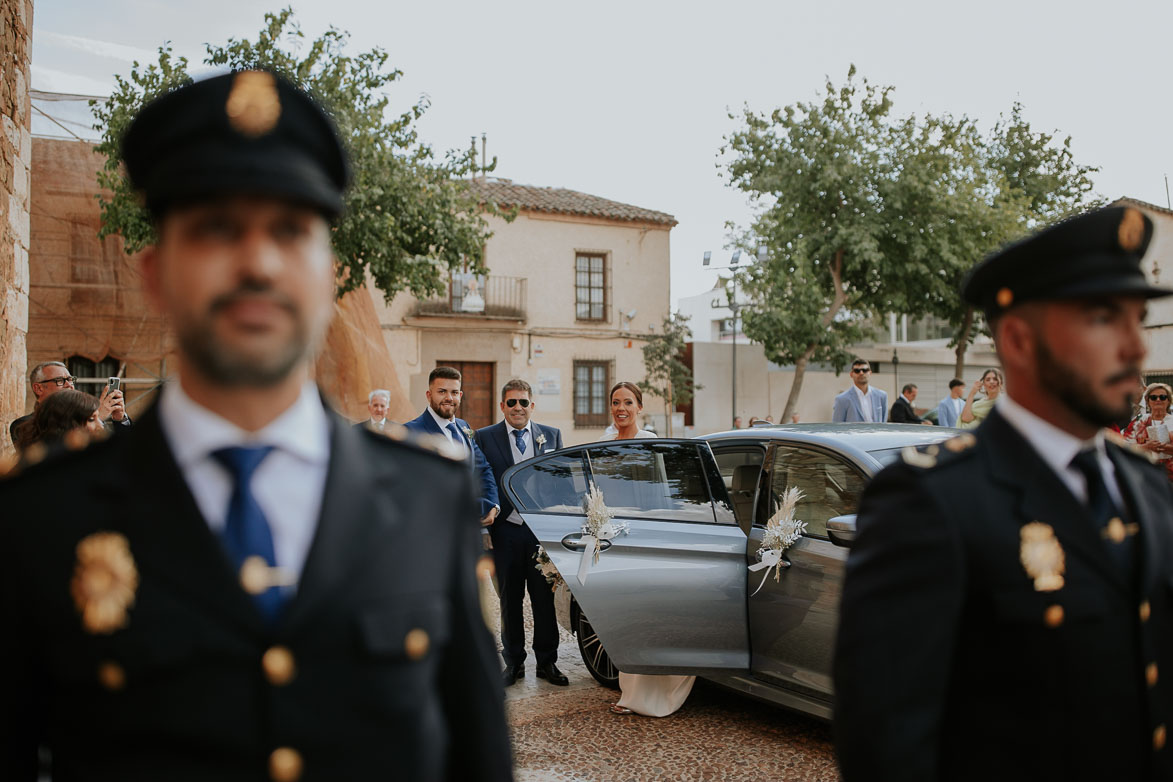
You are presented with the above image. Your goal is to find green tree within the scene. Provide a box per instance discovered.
[91,8,508,300]
[642,313,700,437]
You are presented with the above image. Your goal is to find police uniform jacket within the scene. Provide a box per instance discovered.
[834,407,1173,781]
[0,402,513,782]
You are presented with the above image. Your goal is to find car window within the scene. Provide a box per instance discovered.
[758,445,866,537]
[584,443,716,523]
[507,451,591,513]
[711,445,766,533]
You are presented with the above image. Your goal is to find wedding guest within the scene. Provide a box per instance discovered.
[958,368,1003,429]
[12,389,102,453]
[598,381,694,717]
[1124,381,1173,482]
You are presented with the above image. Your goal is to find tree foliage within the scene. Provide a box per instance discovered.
[642,313,699,436]
[91,7,508,301]
[722,67,1099,418]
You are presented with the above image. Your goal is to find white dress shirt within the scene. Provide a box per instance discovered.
[427,406,467,458]
[158,381,331,582]
[853,385,875,423]
[998,395,1125,509]
[504,422,534,525]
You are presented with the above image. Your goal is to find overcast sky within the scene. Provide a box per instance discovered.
[31,0,1173,311]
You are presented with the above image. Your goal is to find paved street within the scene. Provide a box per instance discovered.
[487,587,839,782]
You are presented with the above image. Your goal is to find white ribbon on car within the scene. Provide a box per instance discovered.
[747,549,785,597]
[576,522,626,585]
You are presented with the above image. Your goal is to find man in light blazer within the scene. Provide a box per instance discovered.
[403,366,499,527]
[936,378,966,428]
[831,358,888,423]
[475,378,566,687]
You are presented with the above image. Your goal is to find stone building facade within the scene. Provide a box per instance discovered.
[0,0,33,453]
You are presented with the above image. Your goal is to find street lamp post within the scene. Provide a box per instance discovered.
[704,245,767,429]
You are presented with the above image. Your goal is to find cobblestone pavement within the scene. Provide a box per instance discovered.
[485,586,840,782]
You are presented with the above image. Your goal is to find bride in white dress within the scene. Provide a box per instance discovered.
[597,381,695,717]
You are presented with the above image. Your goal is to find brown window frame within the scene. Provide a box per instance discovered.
[573,359,613,428]
[575,252,610,322]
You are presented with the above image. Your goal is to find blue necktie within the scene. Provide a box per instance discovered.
[513,428,527,454]
[1070,448,1134,577]
[212,446,285,623]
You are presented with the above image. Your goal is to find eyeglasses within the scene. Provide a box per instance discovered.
[1149,394,1169,402]
[851,368,871,374]
[37,376,76,387]
[505,398,531,408]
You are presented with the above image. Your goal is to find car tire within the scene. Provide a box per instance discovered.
[572,598,619,690]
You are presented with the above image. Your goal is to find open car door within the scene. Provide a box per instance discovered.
[501,439,749,675]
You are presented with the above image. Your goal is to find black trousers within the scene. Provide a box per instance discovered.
[492,520,559,668]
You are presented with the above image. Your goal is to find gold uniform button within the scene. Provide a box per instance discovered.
[1043,605,1064,628]
[262,646,296,686]
[1147,663,1159,688]
[269,747,303,782]
[404,628,430,661]
[1155,725,1167,752]
[97,661,126,691]
[1141,601,1153,623]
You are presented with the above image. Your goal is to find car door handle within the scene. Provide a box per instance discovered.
[561,533,612,552]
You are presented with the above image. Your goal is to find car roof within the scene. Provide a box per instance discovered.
[698,423,961,469]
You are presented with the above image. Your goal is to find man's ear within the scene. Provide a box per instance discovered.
[997,312,1037,374]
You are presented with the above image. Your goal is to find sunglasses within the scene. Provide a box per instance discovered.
[851,368,870,374]
[1149,394,1169,402]
[505,398,531,408]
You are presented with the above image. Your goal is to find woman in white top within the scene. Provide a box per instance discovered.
[597,381,695,717]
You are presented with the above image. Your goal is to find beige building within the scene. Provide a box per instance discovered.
[371,179,675,444]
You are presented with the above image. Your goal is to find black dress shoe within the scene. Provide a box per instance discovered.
[501,664,524,687]
[535,662,569,686]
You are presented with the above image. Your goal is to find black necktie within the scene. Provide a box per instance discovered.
[1070,448,1134,577]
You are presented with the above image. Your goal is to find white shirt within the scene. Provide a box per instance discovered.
[853,385,874,423]
[998,395,1125,509]
[505,422,535,524]
[158,381,331,582]
[368,417,386,429]
[427,405,467,458]
[952,396,965,418]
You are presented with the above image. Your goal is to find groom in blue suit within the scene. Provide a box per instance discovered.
[831,358,889,423]
[404,367,499,526]
[475,378,567,687]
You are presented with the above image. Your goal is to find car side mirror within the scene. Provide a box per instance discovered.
[827,514,857,548]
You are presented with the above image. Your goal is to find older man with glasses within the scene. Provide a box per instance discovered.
[8,361,129,444]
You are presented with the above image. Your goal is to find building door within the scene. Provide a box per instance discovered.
[436,361,495,430]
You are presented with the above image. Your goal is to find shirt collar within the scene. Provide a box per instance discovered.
[159,380,331,470]
[507,421,532,437]
[854,385,871,398]
[427,405,459,433]
[998,394,1105,473]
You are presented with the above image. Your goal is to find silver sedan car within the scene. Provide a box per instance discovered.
[500,423,957,719]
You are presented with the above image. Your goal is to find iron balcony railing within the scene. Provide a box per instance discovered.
[415,274,527,321]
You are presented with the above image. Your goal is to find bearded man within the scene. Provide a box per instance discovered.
[834,206,1173,782]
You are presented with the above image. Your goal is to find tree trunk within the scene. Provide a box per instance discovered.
[783,249,849,422]
[953,305,975,379]
[664,385,674,437]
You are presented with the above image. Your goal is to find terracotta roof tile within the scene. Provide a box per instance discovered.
[468,179,677,227]
[1113,196,1173,218]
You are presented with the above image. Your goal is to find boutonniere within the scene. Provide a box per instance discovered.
[71,532,138,634]
[535,433,547,450]
[462,426,474,439]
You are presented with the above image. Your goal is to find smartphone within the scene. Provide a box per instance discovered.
[107,377,121,394]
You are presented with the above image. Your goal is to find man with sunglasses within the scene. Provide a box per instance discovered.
[8,361,130,444]
[476,378,566,687]
[831,358,888,423]
[835,206,1173,781]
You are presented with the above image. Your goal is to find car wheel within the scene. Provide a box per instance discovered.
[572,599,619,689]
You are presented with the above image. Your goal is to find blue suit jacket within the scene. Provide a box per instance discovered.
[474,420,563,525]
[937,395,961,428]
[832,386,889,423]
[403,410,499,518]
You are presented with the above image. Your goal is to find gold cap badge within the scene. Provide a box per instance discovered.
[226,71,282,138]
[1020,522,1065,592]
[71,532,138,634]
[1118,207,1145,252]
[996,287,1014,308]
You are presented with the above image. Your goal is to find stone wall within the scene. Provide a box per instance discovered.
[0,0,33,454]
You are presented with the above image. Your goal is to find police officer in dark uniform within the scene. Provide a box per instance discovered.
[834,206,1173,781]
[0,71,512,781]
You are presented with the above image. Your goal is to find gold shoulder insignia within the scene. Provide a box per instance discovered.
[942,433,977,453]
[1020,522,1065,592]
[902,445,937,469]
[72,532,138,634]
[63,428,91,451]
